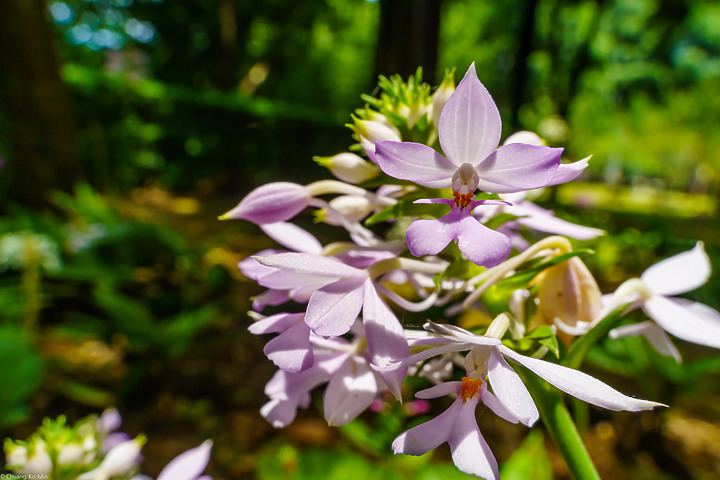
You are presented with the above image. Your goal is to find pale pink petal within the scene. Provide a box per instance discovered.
[641,243,711,296]
[481,387,522,424]
[157,440,212,480]
[499,346,664,411]
[257,269,333,290]
[222,182,310,224]
[439,64,501,166]
[264,322,314,373]
[392,398,460,456]
[306,278,365,336]
[449,396,499,480]
[487,348,538,426]
[323,358,378,426]
[374,141,456,187]
[406,217,455,258]
[514,203,604,240]
[475,143,562,193]
[264,353,348,400]
[363,279,409,400]
[644,296,720,349]
[238,249,283,281]
[260,393,310,428]
[252,289,290,311]
[254,253,366,279]
[546,156,591,186]
[609,321,682,363]
[248,312,305,335]
[456,215,512,267]
[415,381,463,399]
[260,222,323,254]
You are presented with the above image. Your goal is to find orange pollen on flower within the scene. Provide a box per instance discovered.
[453,191,474,209]
[460,377,483,402]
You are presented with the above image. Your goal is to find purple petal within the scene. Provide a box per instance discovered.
[487,348,538,426]
[406,217,455,258]
[641,243,711,296]
[546,156,591,186]
[476,143,562,193]
[260,222,323,254]
[363,279,409,400]
[499,346,664,411]
[455,214,512,267]
[254,253,366,279]
[513,202,604,240]
[260,394,310,428]
[265,353,348,401]
[323,358,378,426]
[644,296,720,349]
[305,278,365,336]
[374,141,456,187]
[100,408,122,432]
[238,249,284,281]
[439,64,501,166]
[264,322,314,373]
[157,441,212,480]
[221,182,310,224]
[252,289,290,311]
[392,397,461,456]
[248,312,305,335]
[449,395,499,480]
[416,381,462,399]
[481,386,522,424]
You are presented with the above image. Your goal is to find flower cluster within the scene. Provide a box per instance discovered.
[3,409,212,480]
[224,65,719,478]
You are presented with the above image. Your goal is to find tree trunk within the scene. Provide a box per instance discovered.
[0,0,80,208]
[373,0,441,85]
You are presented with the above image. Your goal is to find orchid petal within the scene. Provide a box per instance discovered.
[475,143,562,193]
[392,398,460,456]
[481,387,522,424]
[265,353,348,400]
[254,252,366,279]
[406,217,455,258]
[363,279,409,400]
[455,215,512,268]
[260,222,323,254]
[157,440,212,480]
[264,322,314,373]
[306,278,365,336]
[374,141,456,187]
[487,348,538,426]
[416,381,462,399]
[610,321,682,363]
[221,182,310,224]
[248,312,305,335]
[238,249,284,281]
[439,64,501,166]
[252,289,290,311]
[641,243,711,296]
[260,394,310,428]
[449,396,499,480]
[644,296,720,349]
[323,358,378,426]
[514,203,604,240]
[546,156,591,186]
[499,346,663,411]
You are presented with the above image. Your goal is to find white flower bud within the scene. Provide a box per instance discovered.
[319,195,375,225]
[503,130,546,147]
[5,443,27,470]
[79,436,145,480]
[352,118,401,158]
[58,442,85,466]
[22,439,52,475]
[431,77,455,127]
[314,153,380,184]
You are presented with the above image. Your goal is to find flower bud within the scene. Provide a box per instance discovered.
[58,442,85,466]
[317,195,374,225]
[219,182,311,224]
[314,152,380,184]
[350,118,401,161]
[22,439,52,475]
[503,130,546,147]
[533,257,601,341]
[79,436,145,480]
[431,73,455,128]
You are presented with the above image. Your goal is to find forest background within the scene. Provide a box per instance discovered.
[1,0,719,479]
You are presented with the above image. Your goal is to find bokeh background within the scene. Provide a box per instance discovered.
[1,0,719,478]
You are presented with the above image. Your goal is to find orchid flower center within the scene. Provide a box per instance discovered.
[460,377,483,402]
[451,163,479,209]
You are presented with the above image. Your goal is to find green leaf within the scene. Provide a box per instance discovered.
[0,326,44,427]
[500,430,554,480]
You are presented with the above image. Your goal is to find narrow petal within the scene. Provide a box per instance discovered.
[499,346,664,411]
[260,394,310,428]
[248,312,305,335]
[264,322,314,373]
[481,387,522,424]
[264,353,348,400]
[363,279,409,400]
[449,397,499,480]
[254,252,366,279]
[157,441,212,480]
[260,222,323,254]
[439,64,501,166]
[487,348,538,426]
[323,358,378,426]
[641,243,711,296]
[609,321,682,363]
[392,398,461,456]
[221,182,310,224]
[546,156,591,186]
[514,203,604,240]
[375,141,456,187]
[475,143,562,193]
[456,215,512,268]
[644,296,720,349]
[416,381,462,399]
[306,278,365,336]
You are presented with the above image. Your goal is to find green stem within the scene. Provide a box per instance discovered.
[563,308,626,370]
[521,368,601,480]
